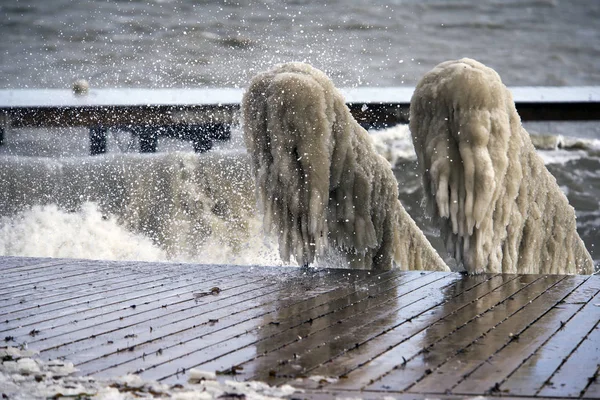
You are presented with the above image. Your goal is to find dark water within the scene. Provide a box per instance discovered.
[0,0,598,269]
[1,0,599,88]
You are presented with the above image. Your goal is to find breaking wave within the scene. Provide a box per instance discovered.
[0,151,282,266]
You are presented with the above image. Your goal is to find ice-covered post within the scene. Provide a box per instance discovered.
[410,58,593,274]
[0,109,11,147]
[242,62,449,271]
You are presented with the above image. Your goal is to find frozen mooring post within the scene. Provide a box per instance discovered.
[243,62,448,271]
[242,61,596,275]
[410,58,594,275]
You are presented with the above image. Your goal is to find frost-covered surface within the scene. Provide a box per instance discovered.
[410,58,593,274]
[0,347,300,400]
[243,62,448,271]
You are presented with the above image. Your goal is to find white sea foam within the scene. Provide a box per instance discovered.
[0,201,283,266]
[369,124,417,166]
[0,202,167,261]
[0,151,284,266]
[537,149,589,165]
[535,135,600,165]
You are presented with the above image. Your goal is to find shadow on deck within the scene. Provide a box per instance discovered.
[1,256,598,399]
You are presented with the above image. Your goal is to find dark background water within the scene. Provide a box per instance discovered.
[1,0,599,89]
[0,0,598,269]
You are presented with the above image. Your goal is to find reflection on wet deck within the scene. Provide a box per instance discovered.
[1,256,599,399]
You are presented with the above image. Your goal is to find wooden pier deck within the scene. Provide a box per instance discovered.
[1,256,599,399]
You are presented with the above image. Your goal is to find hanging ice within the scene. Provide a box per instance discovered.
[242,62,448,271]
[410,58,593,274]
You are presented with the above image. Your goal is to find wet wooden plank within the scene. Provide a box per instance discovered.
[33,266,383,368]
[0,261,129,290]
[561,274,600,304]
[96,269,424,380]
[1,266,228,325]
[0,256,79,275]
[0,266,149,310]
[0,260,129,296]
[403,275,586,395]
[34,270,305,355]
[152,271,460,383]
[319,274,539,391]
[44,273,307,366]
[1,256,599,399]
[537,320,600,398]
[0,267,252,337]
[451,305,582,394]
[0,259,89,286]
[500,283,600,396]
[0,261,229,316]
[297,391,589,400]
[261,273,501,388]
[583,365,600,399]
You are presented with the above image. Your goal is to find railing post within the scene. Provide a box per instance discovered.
[139,126,158,153]
[0,111,8,146]
[89,126,107,155]
[190,126,212,153]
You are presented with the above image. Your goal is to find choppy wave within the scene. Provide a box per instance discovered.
[0,151,283,266]
[2,0,598,89]
[0,202,167,261]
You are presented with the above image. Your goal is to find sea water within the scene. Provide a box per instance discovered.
[1,0,599,88]
[0,0,598,269]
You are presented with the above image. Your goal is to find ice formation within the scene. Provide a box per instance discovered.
[243,62,448,271]
[409,58,593,274]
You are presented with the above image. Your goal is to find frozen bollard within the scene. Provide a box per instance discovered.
[243,62,449,271]
[410,58,593,274]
